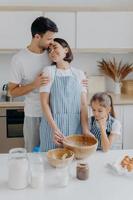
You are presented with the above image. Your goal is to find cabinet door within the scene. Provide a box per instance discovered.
[113,105,123,149]
[123,105,133,149]
[45,12,75,48]
[0,11,42,48]
[77,12,133,49]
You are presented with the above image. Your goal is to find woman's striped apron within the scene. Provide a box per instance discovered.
[40,68,82,152]
[90,114,114,150]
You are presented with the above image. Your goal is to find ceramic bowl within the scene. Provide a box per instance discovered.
[46,148,74,168]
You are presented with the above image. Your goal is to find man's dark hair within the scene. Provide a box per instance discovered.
[53,38,73,63]
[31,16,58,37]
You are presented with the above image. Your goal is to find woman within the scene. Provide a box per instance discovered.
[40,38,91,151]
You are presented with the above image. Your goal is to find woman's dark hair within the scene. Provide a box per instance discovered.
[90,92,115,118]
[53,38,73,63]
[31,16,58,37]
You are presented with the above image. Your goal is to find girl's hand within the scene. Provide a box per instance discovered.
[52,128,64,145]
[98,117,107,130]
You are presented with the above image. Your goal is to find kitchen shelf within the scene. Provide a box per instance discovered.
[74,48,133,53]
[0,48,133,54]
[0,49,19,53]
[0,102,24,108]
[0,5,133,12]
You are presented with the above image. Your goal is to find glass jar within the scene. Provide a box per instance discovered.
[76,162,89,180]
[54,166,69,187]
[8,148,29,189]
[30,153,44,188]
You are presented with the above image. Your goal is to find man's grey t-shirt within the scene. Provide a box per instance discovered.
[10,48,51,117]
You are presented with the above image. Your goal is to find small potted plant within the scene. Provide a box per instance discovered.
[97,58,133,94]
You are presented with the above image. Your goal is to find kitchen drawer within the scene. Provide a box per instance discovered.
[0,108,6,116]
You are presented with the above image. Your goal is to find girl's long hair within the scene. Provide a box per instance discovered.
[90,92,115,118]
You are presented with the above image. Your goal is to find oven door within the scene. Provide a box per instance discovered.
[7,109,24,138]
[0,107,24,153]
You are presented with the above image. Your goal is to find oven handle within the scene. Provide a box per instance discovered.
[16,109,24,112]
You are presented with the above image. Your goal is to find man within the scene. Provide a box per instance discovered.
[8,16,58,152]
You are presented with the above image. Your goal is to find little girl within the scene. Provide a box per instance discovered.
[89,92,121,152]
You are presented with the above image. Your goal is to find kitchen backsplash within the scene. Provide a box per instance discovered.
[0,54,13,93]
[0,52,133,93]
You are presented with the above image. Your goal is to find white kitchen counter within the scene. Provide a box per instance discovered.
[0,93,133,108]
[88,93,133,105]
[0,150,133,200]
[0,101,24,107]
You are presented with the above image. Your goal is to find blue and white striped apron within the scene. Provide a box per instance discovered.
[90,114,114,150]
[40,68,82,152]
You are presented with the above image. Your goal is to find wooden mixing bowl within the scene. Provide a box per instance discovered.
[63,134,98,159]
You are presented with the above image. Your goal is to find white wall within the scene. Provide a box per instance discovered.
[72,52,133,77]
[72,52,133,92]
[0,53,14,92]
[0,52,133,93]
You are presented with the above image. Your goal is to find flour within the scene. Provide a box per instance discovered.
[31,174,44,188]
[8,157,29,189]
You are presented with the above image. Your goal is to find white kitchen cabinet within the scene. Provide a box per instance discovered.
[123,105,133,149]
[0,11,42,49]
[113,105,123,149]
[77,12,133,49]
[45,12,75,48]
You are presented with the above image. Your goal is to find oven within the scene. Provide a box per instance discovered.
[0,107,24,153]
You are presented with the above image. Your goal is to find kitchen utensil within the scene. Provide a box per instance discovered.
[30,153,44,188]
[76,162,89,180]
[63,134,98,159]
[2,83,13,102]
[46,148,74,168]
[8,148,29,189]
